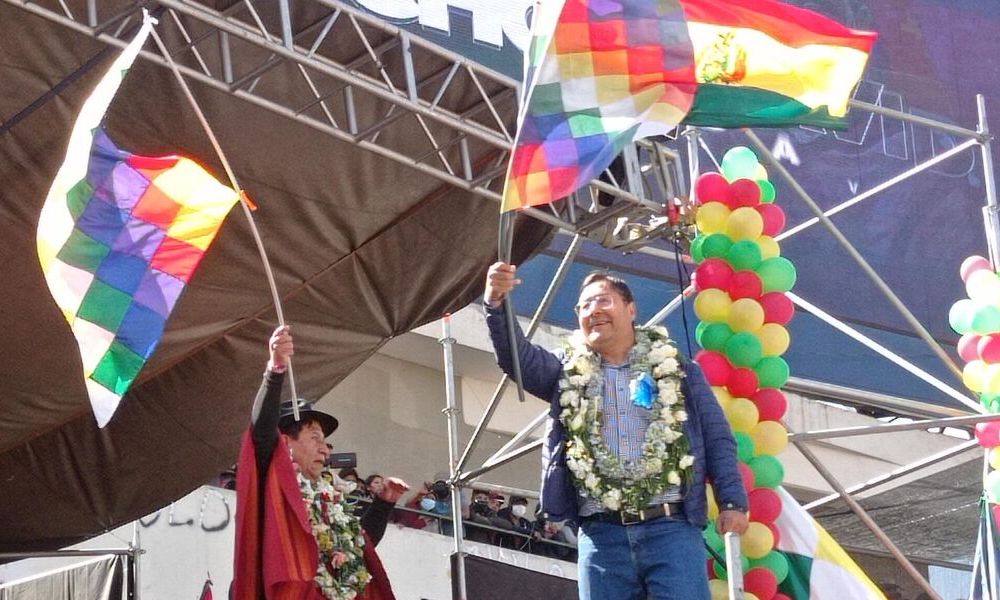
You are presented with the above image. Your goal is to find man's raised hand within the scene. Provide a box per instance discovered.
[484,262,521,308]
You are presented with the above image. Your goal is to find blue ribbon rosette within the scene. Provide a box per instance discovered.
[630,373,657,409]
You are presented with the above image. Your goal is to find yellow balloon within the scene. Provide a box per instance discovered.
[758,323,790,356]
[744,594,761,600]
[709,579,729,600]
[712,386,733,405]
[695,289,733,323]
[963,360,987,393]
[741,522,774,559]
[729,298,765,332]
[706,485,719,521]
[726,398,760,433]
[726,207,764,241]
[758,235,781,259]
[697,203,732,234]
[967,269,1000,301]
[754,164,768,181]
[985,363,1000,396]
[990,447,1000,470]
[751,420,788,455]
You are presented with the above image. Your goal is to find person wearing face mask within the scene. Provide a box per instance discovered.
[496,496,534,550]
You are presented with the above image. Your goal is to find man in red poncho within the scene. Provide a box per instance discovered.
[233,326,399,600]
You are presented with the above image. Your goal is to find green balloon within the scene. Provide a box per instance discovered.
[727,240,763,271]
[734,431,756,462]
[750,551,790,584]
[701,322,735,351]
[749,455,784,488]
[691,235,706,263]
[949,299,976,335]
[755,356,790,388]
[721,146,760,181]
[725,332,763,367]
[757,179,776,203]
[992,398,1000,414]
[987,470,1000,504]
[756,257,797,293]
[972,303,1000,335]
[702,233,734,260]
[695,321,709,346]
[713,553,751,579]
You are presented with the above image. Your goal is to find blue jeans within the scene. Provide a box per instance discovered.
[578,516,709,600]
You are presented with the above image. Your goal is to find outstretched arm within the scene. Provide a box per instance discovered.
[483,262,563,400]
[251,326,293,476]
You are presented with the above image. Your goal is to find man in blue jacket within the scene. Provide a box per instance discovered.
[484,263,748,600]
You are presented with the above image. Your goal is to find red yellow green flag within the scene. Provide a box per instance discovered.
[680,0,877,128]
[500,0,876,213]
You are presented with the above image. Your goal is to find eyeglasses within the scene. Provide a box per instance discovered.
[574,293,615,314]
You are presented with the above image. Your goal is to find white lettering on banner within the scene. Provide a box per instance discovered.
[772,132,801,167]
[848,179,859,194]
[356,0,533,50]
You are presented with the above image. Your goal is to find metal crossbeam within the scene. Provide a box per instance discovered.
[5,0,691,248]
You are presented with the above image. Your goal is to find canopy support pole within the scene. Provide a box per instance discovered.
[744,129,969,385]
[455,234,584,473]
[789,415,1000,442]
[804,440,979,510]
[788,292,981,411]
[439,315,467,600]
[790,431,943,600]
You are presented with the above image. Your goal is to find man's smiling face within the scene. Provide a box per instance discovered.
[576,280,636,360]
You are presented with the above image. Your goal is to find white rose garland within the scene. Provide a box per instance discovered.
[559,325,695,513]
[297,469,372,599]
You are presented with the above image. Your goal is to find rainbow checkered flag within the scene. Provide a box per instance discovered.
[501,0,698,212]
[36,19,240,427]
[500,0,875,212]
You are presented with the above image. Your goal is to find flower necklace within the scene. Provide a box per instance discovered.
[297,469,371,600]
[559,325,695,513]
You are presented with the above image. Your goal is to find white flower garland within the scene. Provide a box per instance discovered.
[560,325,695,513]
[297,470,371,600]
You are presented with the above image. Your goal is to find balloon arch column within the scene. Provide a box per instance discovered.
[435,95,1000,600]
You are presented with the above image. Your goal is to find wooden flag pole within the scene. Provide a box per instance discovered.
[146,14,301,419]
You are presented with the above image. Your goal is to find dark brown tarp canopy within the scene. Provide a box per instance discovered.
[0,2,549,551]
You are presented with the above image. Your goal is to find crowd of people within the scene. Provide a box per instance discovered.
[334,468,580,560]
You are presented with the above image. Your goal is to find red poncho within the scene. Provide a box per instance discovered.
[232,431,395,600]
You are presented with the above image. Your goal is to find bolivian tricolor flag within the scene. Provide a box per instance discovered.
[499,0,876,213]
[680,0,877,128]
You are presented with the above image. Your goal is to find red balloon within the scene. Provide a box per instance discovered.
[695,258,735,291]
[760,292,795,325]
[976,421,1000,448]
[960,334,983,363]
[729,271,763,300]
[757,204,786,236]
[696,350,734,387]
[738,462,756,494]
[696,172,731,205]
[744,567,778,600]
[706,558,715,579]
[979,335,1000,363]
[752,389,788,421]
[728,178,761,208]
[749,488,782,523]
[766,522,781,548]
[962,255,992,283]
[728,367,759,397]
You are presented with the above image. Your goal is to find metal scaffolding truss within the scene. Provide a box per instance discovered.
[8,0,692,246]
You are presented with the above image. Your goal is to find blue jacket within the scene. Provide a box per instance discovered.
[485,306,747,528]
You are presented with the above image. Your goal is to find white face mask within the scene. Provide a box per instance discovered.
[420,497,437,511]
[512,504,527,517]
